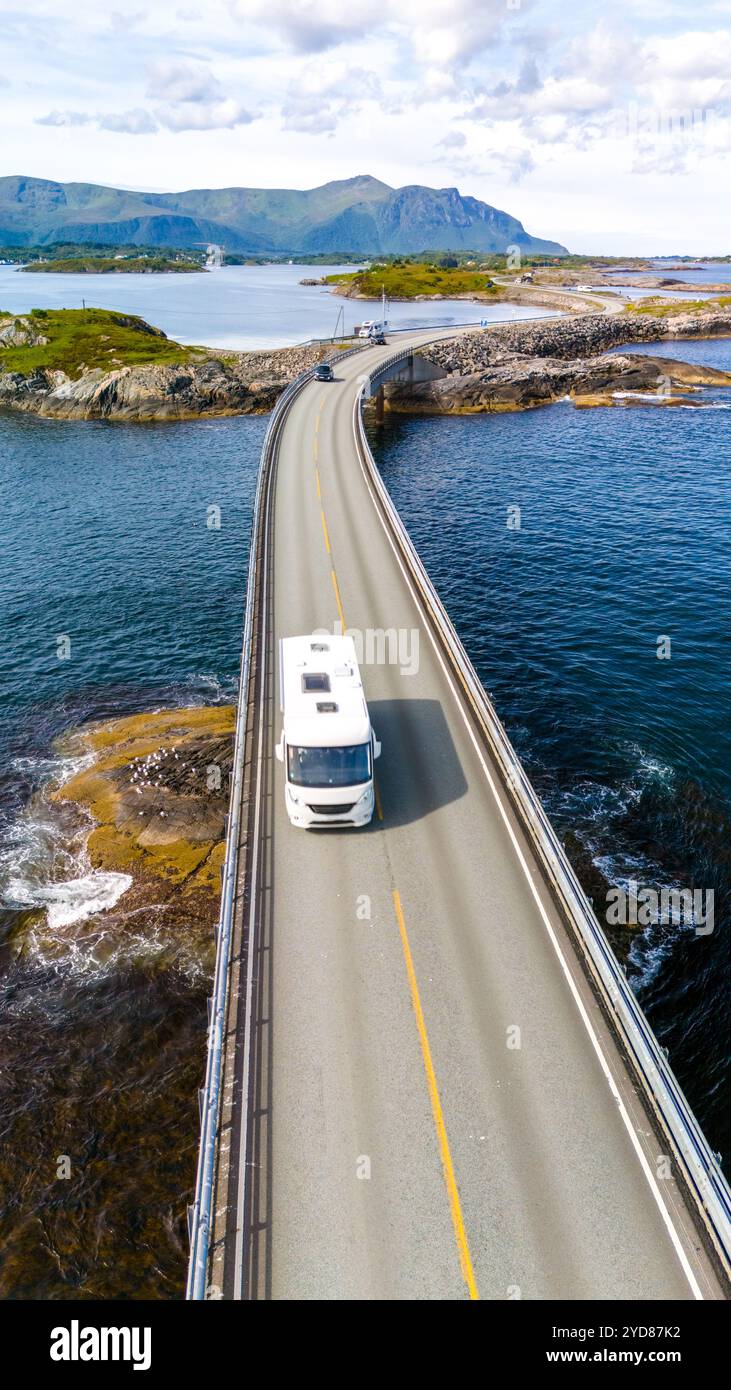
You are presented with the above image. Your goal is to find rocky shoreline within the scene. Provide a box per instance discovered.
[0,337,339,422]
[380,310,731,414]
[32,706,236,967]
[2,306,731,421]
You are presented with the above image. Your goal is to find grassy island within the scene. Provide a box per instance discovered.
[23,254,202,274]
[0,307,195,376]
[325,261,501,299]
[623,295,731,317]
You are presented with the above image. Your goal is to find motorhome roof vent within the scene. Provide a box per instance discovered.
[302,672,330,692]
[316,701,338,713]
[310,642,329,652]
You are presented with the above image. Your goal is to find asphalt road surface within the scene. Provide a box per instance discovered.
[213,332,725,1301]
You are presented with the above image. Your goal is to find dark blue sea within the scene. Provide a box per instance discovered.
[369,344,731,1174]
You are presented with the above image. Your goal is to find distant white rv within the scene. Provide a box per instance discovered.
[276,634,381,828]
[357,320,388,338]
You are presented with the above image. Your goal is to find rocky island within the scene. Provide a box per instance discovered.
[0,307,340,420]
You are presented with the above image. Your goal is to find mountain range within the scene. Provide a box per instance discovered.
[0,175,568,256]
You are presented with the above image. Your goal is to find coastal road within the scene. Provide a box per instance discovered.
[210,330,726,1301]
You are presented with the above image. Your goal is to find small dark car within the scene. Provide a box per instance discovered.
[370,332,386,345]
[314,362,334,381]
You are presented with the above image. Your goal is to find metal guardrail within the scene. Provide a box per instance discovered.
[186,340,370,1300]
[297,311,562,351]
[353,367,731,1285]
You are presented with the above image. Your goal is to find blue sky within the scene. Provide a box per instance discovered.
[2,0,730,252]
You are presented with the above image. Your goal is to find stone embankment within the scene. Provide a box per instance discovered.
[423,308,731,371]
[379,310,731,414]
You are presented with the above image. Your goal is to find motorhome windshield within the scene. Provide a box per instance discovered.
[287,742,371,788]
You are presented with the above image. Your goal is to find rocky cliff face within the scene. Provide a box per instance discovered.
[0,342,332,421]
[3,310,731,422]
[381,311,731,414]
[383,352,731,414]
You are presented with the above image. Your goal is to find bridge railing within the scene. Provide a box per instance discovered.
[354,363,731,1284]
[186,340,370,1300]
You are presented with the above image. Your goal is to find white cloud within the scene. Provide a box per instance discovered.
[644,29,731,81]
[146,59,222,103]
[155,99,255,131]
[109,10,144,31]
[281,61,380,134]
[231,0,370,53]
[437,130,467,149]
[233,0,513,71]
[35,108,92,126]
[98,108,158,134]
[488,146,537,183]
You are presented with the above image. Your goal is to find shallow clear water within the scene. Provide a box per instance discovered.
[370,354,731,1167]
[0,261,548,350]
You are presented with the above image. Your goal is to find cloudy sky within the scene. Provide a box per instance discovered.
[2,0,730,253]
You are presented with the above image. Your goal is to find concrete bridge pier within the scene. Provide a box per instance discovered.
[369,348,446,422]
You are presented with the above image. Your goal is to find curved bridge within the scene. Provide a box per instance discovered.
[188,329,731,1301]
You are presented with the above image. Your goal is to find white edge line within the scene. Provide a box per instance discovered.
[350,384,704,1301]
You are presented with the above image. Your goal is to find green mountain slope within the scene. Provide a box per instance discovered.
[0,174,568,255]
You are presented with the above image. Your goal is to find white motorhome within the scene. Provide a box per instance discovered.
[357,320,388,338]
[276,634,381,828]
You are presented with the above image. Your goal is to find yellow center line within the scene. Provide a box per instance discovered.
[330,568,346,630]
[392,889,480,1301]
[315,430,346,631]
[320,508,331,555]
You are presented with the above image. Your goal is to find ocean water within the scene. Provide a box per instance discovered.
[620,262,731,285]
[369,352,731,1168]
[0,411,263,1297]
[0,261,548,350]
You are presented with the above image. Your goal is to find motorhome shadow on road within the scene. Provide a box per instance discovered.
[366,698,468,828]
[275,635,468,830]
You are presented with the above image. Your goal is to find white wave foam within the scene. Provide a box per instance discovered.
[11,748,95,787]
[1,746,132,932]
[180,672,238,704]
[9,870,134,929]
